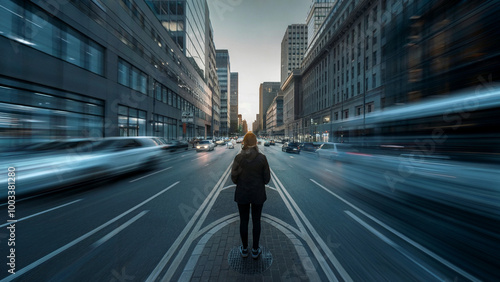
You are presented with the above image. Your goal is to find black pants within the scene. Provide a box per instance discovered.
[237,203,263,250]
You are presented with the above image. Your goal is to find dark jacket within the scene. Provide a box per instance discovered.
[231,147,271,204]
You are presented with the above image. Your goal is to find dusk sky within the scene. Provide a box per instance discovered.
[208,0,312,131]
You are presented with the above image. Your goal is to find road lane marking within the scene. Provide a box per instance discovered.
[91,210,149,249]
[146,164,232,282]
[0,182,179,282]
[310,178,480,282]
[0,199,83,228]
[272,170,351,282]
[160,167,232,281]
[129,167,172,183]
[345,211,444,281]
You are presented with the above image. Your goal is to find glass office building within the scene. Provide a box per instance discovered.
[0,0,214,146]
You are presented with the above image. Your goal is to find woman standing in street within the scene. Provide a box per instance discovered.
[231,132,271,259]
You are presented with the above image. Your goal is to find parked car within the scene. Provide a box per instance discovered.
[196,140,215,152]
[315,142,356,162]
[282,142,301,154]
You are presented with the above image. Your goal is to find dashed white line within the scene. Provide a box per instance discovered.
[1,182,179,282]
[310,178,480,282]
[0,199,83,228]
[129,167,172,182]
[91,210,149,248]
[345,210,444,281]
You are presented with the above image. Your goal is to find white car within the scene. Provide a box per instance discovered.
[315,142,356,162]
[196,140,215,152]
[226,141,235,149]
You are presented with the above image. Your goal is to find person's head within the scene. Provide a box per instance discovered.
[242,132,258,150]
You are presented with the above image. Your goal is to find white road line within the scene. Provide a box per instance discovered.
[345,211,444,281]
[159,167,232,281]
[0,199,83,228]
[0,182,179,282]
[272,170,352,282]
[129,167,172,182]
[310,179,480,282]
[91,210,149,249]
[146,164,232,282]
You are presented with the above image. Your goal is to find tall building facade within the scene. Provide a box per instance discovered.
[216,50,231,136]
[290,0,500,143]
[146,0,208,79]
[280,24,308,85]
[0,0,214,146]
[230,72,239,135]
[258,82,281,134]
[306,0,337,47]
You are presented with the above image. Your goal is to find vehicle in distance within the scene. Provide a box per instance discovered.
[315,142,356,161]
[160,139,188,151]
[269,140,275,146]
[282,142,301,154]
[264,140,270,146]
[196,140,215,152]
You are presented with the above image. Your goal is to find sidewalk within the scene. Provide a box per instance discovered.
[179,218,319,281]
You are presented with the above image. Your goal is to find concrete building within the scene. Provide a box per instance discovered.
[266,95,284,139]
[290,0,499,143]
[230,72,239,135]
[280,24,308,85]
[216,50,230,136]
[0,0,216,146]
[258,82,281,135]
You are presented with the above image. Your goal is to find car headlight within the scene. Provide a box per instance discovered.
[196,146,200,149]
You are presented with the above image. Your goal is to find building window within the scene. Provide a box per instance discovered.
[118,58,147,94]
[118,105,146,136]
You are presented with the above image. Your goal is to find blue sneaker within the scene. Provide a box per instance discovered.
[251,247,261,259]
[239,245,249,258]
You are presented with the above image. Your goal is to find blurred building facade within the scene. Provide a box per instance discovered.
[230,72,239,135]
[284,0,500,142]
[0,0,218,146]
[215,49,231,136]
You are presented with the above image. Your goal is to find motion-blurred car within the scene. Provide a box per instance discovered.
[270,140,275,146]
[282,142,301,154]
[315,142,356,161]
[236,137,244,143]
[264,140,270,146]
[1,136,163,197]
[160,139,189,151]
[196,140,215,152]
[226,141,234,149]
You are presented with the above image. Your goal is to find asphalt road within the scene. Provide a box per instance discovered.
[1,142,498,281]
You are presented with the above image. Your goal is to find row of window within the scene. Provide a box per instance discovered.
[0,0,104,75]
[0,86,104,146]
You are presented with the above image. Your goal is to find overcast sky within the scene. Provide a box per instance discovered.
[208,0,312,131]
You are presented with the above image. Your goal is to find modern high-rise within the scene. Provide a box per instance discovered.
[216,50,231,136]
[258,82,281,134]
[230,72,239,135]
[306,0,337,47]
[146,0,209,79]
[281,24,308,85]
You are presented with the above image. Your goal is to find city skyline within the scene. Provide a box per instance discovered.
[208,0,312,130]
